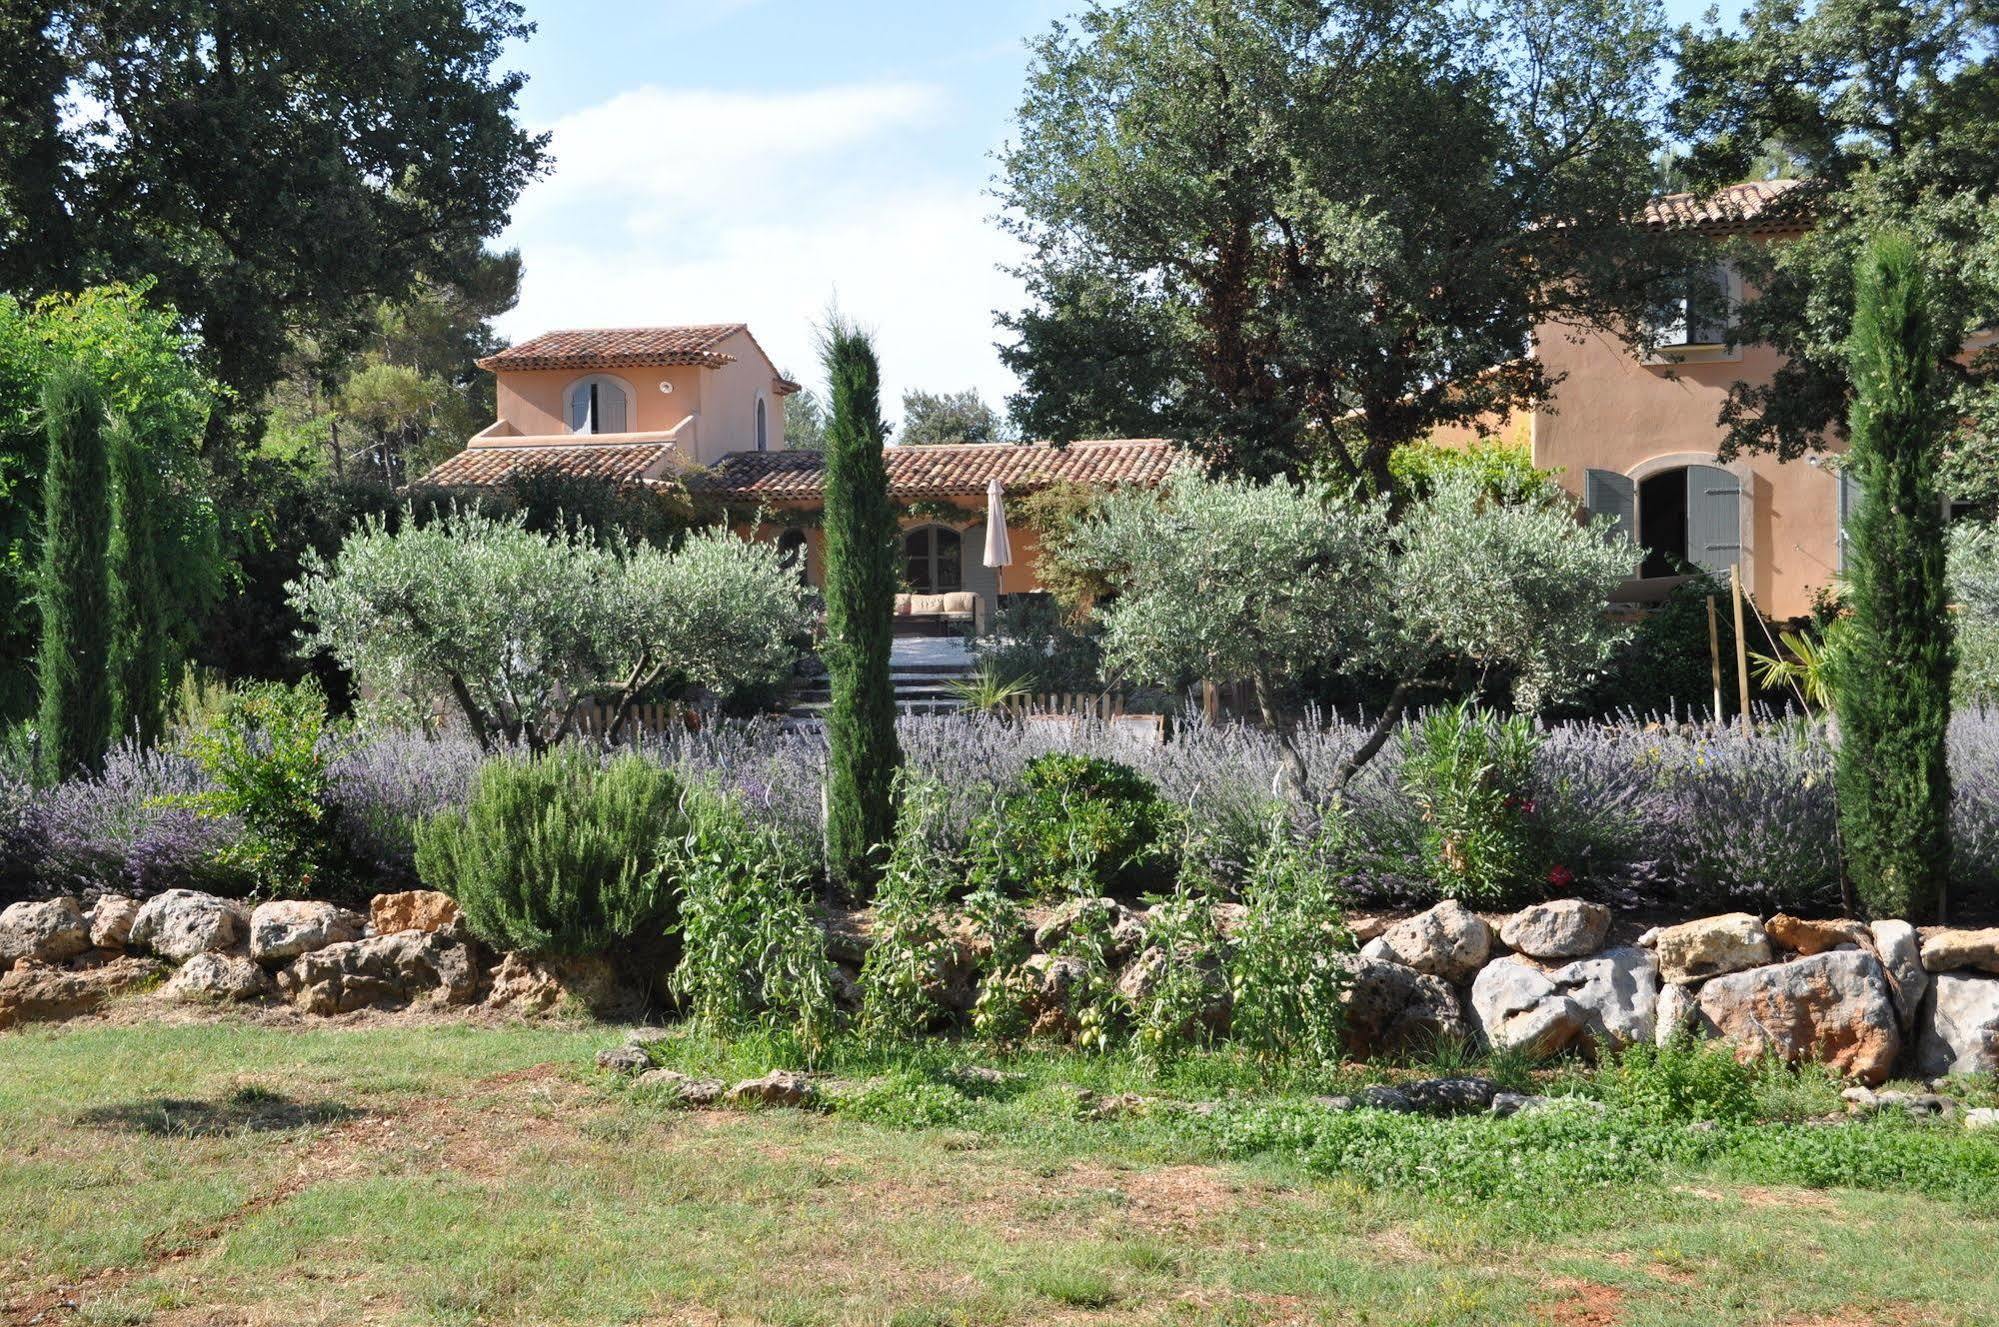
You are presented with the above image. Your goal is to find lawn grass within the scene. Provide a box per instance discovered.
[3,1014,1998,1325]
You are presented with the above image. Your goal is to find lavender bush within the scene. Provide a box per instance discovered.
[33,742,243,898]
[324,729,486,887]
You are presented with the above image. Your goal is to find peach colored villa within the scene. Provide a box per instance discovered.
[422,179,1876,625]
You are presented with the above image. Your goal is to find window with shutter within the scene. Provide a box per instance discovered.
[1653,264,1731,349]
[565,376,630,434]
[1836,465,1862,571]
[1685,464,1742,574]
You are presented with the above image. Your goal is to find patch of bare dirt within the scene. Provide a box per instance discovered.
[1538,1277,1628,1326]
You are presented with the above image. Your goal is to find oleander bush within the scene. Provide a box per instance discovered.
[1399,704,1547,906]
[415,746,682,956]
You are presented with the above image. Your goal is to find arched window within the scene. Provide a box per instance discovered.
[903,525,963,593]
[755,396,769,452]
[1589,464,1740,579]
[565,375,631,434]
[777,528,809,583]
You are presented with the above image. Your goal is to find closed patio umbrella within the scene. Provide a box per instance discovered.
[983,477,1013,570]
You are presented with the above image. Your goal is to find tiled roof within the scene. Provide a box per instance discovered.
[691,439,1184,502]
[414,442,676,488]
[476,325,744,372]
[1639,178,1812,232]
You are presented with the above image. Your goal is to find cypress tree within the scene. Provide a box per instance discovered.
[109,419,171,746]
[1835,232,1954,922]
[35,361,115,783]
[819,319,902,889]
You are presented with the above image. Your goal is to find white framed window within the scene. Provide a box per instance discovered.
[1649,263,1735,352]
[755,394,769,452]
[565,374,632,434]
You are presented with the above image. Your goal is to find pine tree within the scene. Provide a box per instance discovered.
[109,419,171,746]
[819,320,902,889]
[1835,233,1954,922]
[35,362,114,782]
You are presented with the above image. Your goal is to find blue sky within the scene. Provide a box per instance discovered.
[497,0,1717,423]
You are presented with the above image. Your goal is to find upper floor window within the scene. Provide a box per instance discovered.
[566,375,630,434]
[756,396,769,452]
[1651,264,1733,350]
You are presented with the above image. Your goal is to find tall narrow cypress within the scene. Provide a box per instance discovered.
[35,362,115,783]
[1835,233,1954,922]
[109,419,171,746]
[819,320,902,889]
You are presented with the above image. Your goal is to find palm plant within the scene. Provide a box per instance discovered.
[949,665,1035,715]
[1750,625,1845,714]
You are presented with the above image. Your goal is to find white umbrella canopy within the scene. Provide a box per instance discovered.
[983,477,1015,599]
[983,477,1013,569]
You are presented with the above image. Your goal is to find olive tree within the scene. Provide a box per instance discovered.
[289,508,811,748]
[1061,468,1636,799]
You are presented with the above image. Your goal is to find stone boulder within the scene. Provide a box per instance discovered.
[1869,920,1929,1034]
[1469,958,1587,1056]
[636,1068,726,1106]
[1380,900,1492,984]
[1914,972,1999,1078]
[484,952,626,1017]
[369,890,463,938]
[1920,928,1999,975]
[1499,899,1610,961]
[163,952,273,1003]
[724,1070,815,1107]
[1694,949,1901,1085]
[1655,981,1697,1047]
[249,900,366,963]
[1766,913,1870,956]
[88,895,141,950]
[1033,897,1146,965]
[129,890,245,962]
[0,955,163,1028]
[277,930,476,1015]
[595,1044,651,1073]
[1551,946,1659,1050]
[1340,955,1469,1057]
[1654,913,1771,984]
[0,897,90,966]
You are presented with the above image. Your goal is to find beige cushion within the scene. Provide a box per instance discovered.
[892,594,913,614]
[909,594,948,615]
[940,592,977,614]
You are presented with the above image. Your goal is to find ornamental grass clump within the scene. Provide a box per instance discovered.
[415,746,681,955]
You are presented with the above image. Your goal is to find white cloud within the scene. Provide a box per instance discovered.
[498,81,1027,419]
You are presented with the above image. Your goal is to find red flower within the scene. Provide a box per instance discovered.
[1546,864,1574,888]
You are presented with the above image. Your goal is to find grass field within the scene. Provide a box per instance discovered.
[4,1013,1999,1326]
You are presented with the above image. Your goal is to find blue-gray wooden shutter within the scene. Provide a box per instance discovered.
[1836,465,1862,572]
[1585,468,1636,562]
[1686,464,1742,573]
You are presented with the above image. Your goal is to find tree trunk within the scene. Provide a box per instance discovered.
[1327,677,1416,794]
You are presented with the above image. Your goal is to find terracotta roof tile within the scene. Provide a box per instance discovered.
[1639,178,1812,232]
[476,325,744,372]
[690,439,1184,502]
[414,442,676,488]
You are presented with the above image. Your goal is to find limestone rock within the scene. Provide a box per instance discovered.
[0,897,89,966]
[1397,1076,1500,1116]
[1654,913,1771,984]
[1499,900,1610,960]
[1920,928,1999,975]
[1655,981,1697,1047]
[0,955,163,1028]
[1380,900,1492,984]
[163,952,273,1003]
[1766,913,1870,956]
[1551,946,1659,1050]
[129,890,246,962]
[88,895,140,950]
[1469,958,1587,1056]
[724,1070,815,1107]
[1358,935,1393,962]
[1033,897,1145,964]
[636,1068,726,1105]
[368,889,463,937]
[1869,920,1929,1034]
[595,1045,651,1074]
[1914,972,1999,1078]
[1340,955,1469,1058]
[1967,1107,1999,1130]
[483,952,626,1017]
[278,930,476,1015]
[1694,949,1901,1085]
[249,900,365,963]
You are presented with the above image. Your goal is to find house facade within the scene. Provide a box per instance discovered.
[1520,178,1843,621]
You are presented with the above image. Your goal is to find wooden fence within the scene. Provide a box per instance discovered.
[567,701,697,741]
